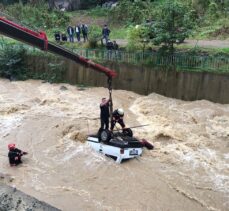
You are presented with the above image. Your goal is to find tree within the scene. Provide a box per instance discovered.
[192,0,210,16]
[0,44,28,80]
[110,0,152,24]
[150,0,194,52]
[88,25,101,48]
[127,25,150,51]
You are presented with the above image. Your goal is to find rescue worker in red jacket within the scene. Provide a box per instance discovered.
[110,108,125,131]
[8,144,28,166]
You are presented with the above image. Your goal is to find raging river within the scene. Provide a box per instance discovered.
[0,79,228,211]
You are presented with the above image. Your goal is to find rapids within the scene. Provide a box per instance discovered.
[0,79,228,211]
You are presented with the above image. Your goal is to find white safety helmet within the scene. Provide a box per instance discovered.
[117,108,124,116]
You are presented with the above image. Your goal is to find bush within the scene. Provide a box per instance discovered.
[88,25,102,48]
[34,62,65,83]
[0,44,28,80]
[127,25,150,51]
[109,0,152,24]
[6,3,70,31]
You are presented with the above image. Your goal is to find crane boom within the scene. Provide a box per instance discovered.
[0,17,117,78]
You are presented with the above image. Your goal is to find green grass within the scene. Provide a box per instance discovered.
[68,7,108,18]
[86,7,109,17]
[176,44,229,56]
[191,17,229,40]
[109,27,129,39]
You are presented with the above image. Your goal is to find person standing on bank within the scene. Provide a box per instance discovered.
[67,25,74,42]
[102,24,111,45]
[81,24,88,42]
[75,24,81,42]
[113,40,119,59]
[100,97,110,130]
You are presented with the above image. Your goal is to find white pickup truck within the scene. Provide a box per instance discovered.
[87,129,153,163]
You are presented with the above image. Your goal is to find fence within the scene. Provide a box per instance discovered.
[0,41,228,73]
[72,48,229,73]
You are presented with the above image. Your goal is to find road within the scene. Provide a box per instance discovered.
[115,39,229,48]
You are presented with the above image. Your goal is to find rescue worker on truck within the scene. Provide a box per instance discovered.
[8,144,28,166]
[110,108,125,131]
[100,97,110,130]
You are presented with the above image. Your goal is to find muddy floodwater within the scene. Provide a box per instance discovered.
[0,79,228,211]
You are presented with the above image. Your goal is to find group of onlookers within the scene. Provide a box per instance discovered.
[54,23,88,43]
[67,24,89,42]
[54,24,119,58]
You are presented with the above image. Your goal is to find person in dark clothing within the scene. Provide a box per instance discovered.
[54,32,61,42]
[106,40,114,50]
[102,25,110,45]
[113,40,119,59]
[81,24,88,42]
[113,40,119,50]
[75,24,81,42]
[61,33,67,41]
[106,39,114,59]
[67,25,74,42]
[8,144,28,166]
[110,108,125,131]
[100,98,110,130]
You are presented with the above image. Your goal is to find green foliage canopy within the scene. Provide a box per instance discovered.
[88,25,102,48]
[150,0,194,51]
[0,44,28,80]
[110,0,153,24]
[5,3,69,30]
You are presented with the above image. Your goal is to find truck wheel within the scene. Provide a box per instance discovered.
[100,129,111,142]
[123,128,133,137]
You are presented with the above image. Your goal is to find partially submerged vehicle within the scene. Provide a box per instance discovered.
[0,16,153,163]
[87,128,153,163]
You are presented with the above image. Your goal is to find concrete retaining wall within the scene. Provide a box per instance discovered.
[27,57,229,104]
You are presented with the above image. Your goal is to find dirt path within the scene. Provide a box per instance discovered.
[184,39,229,48]
[115,39,229,48]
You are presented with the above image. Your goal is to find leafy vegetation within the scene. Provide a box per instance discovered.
[127,25,150,51]
[0,43,28,80]
[87,25,102,48]
[34,61,65,83]
[85,6,109,17]
[4,2,69,33]
[0,41,66,82]
[145,1,194,52]
[0,0,228,54]
[109,0,153,24]
[110,0,228,40]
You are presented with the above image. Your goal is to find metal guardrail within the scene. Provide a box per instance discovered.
[0,41,228,73]
[73,48,229,72]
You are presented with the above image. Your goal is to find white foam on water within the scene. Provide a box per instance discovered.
[61,140,108,166]
[164,144,229,193]
[224,153,229,160]
[0,115,23,136]
[83,149,108,167]
[43,137,107,167]
[131,94,229,196]
[61,145,85,162]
